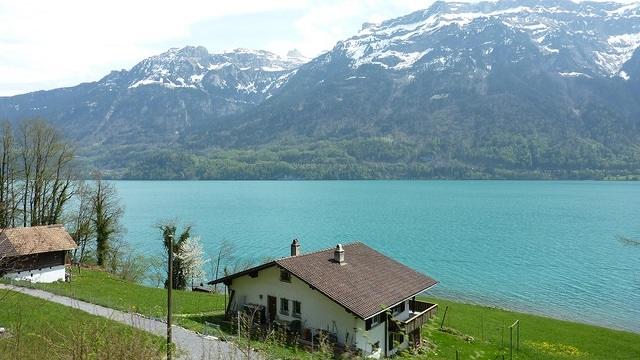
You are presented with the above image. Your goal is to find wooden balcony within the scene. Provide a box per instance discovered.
[402,300,438,334]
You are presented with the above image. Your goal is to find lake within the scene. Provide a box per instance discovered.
[114,180,640,333]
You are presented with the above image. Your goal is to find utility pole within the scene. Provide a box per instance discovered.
[167,234,174,360]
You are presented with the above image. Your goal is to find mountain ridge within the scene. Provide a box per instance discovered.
[1,0,639,179]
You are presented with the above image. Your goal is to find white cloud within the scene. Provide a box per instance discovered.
[0,0,305,95]
[267,0,429,57]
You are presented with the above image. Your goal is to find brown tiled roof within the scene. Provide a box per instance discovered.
[211,242,437,319]
[0,225,77,257]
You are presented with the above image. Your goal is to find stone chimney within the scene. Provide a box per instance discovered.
[334,244,345,264]
[291,239,300,257]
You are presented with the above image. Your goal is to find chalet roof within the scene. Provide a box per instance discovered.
[210,242,438,319]
[0,225,77,257]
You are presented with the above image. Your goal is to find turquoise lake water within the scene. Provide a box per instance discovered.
[114,181,640,333]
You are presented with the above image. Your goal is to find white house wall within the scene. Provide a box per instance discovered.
[388,299,410,356]
[355,317,385,359]
[230,266,386,355]
[3,264,66,283]
[355,299,412,357]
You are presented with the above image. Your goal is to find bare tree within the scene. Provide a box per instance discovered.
[18,119,75,227]
[69,181,95,267]
[211,240,236,292]
[0,123,20,228]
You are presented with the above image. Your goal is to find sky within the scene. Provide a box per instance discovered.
[0,0,431,96]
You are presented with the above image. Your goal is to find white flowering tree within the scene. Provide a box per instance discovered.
[177,236,209,288]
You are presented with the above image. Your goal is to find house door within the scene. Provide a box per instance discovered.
[267,296,277,322]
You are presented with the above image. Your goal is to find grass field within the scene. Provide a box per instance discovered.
[15,268,640,360]
[0,289,166,360]
[417,298,640,360]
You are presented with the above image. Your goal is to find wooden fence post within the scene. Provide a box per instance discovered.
[516,320,520,352]
[440,305,449,329]
[510,325,513,360]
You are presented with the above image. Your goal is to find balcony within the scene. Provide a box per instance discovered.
[390,300,438,334]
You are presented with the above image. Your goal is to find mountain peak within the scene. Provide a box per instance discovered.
[341,0,640,76]
[286,48,305,58]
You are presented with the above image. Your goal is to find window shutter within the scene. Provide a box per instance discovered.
[365,318,372,330]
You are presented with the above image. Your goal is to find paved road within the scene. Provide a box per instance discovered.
[0,284,262,360]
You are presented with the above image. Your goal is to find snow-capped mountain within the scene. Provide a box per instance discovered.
[0,46,309,144]
[223,0,640,165]
[1,0,639,178]
[105,46,307,102]
[338,0,640,79]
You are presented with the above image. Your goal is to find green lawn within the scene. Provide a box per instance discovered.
[15,267,227,333]
[0,289,166,360]
[414,298,640,360]
[16,268,640,360]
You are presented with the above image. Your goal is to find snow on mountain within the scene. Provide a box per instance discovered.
[105,46,308,99]
[336,0,640,77]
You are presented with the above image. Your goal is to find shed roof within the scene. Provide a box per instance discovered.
[210,242,437,319]
[0,225,77,257]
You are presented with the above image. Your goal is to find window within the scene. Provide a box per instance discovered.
[391,302,406,315]
[280,298,289,315]
[280,269,291,282]
[388,333,404,350]
[293,300,301,318]
[365,313,383,330]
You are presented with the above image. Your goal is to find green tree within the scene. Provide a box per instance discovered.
[159,222,191,290]
[92,174,123,267]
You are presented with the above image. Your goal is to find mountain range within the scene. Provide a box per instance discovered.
[1,0,640,179]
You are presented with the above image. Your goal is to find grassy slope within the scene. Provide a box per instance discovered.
[0,289,165,360]
[27,267,228,332]
[21,269,640,360]
[418,298,640,360]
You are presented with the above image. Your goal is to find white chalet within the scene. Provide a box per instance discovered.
[209,240,438,358]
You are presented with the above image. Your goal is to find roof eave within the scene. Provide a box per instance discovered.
[207,261,277,285]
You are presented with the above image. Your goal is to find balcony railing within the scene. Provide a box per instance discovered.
[401,300,438,334]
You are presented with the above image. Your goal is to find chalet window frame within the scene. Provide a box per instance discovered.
[365,313,383,330]
[280,297,289,315]
[292,300,301,318]
[279,269,291,283]
[389,332,404,350]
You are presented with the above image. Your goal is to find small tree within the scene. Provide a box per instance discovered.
[178,236,209,288]
[69,181,95,266]
[91,174,123,267]
[159,222,191,290]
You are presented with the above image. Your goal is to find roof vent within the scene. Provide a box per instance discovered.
[291,239,300,257]
[334,244,345,264]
